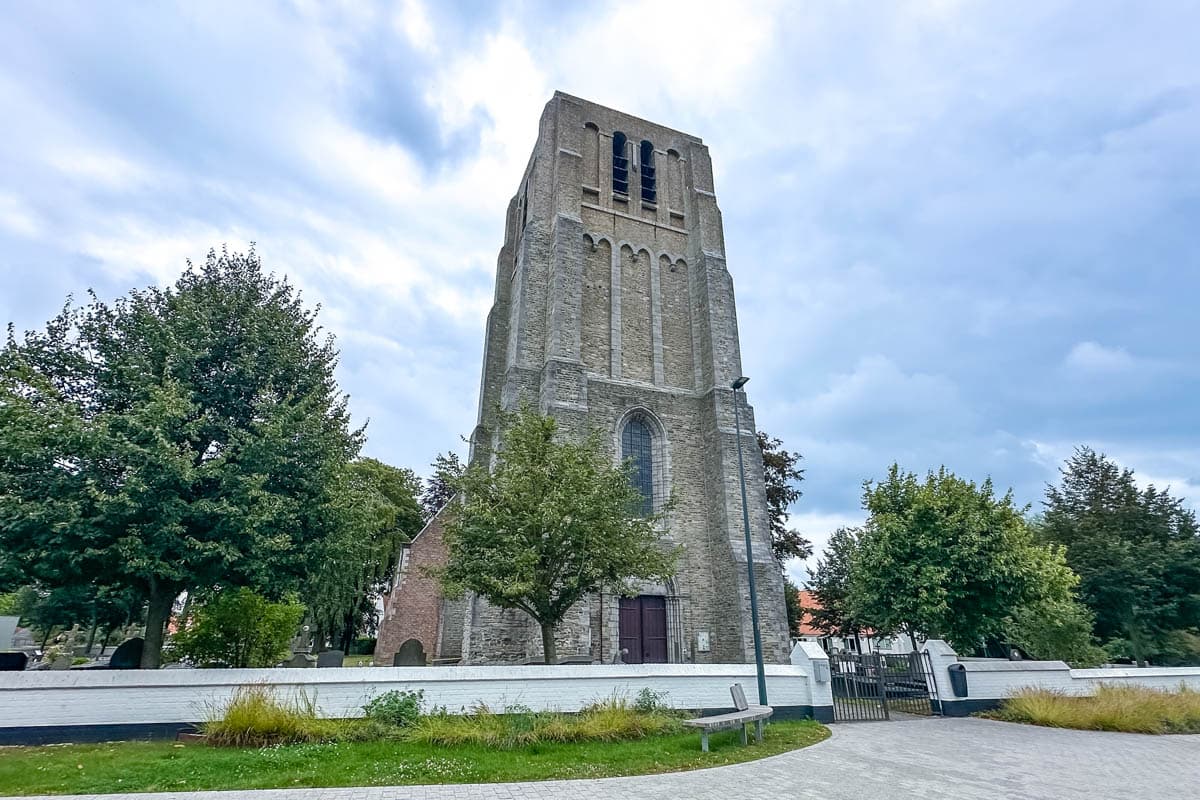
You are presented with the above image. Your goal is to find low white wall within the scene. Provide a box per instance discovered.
[922,640,1200,714]
[0,663,814,731]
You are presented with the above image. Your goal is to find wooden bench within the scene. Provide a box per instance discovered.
[682,683,773,752]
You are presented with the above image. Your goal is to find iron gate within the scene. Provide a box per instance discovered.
[828,651,941,721]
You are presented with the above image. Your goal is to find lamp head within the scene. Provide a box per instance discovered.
[731,376,749,390]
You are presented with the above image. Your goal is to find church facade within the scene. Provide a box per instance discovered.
[376,92,789,666]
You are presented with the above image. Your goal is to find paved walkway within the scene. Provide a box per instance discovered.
[8,716,1200,800]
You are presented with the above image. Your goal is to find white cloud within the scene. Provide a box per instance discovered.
[0,193,42,238]
[1065,341,1136,372]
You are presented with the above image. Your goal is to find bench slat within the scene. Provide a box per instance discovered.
[682,707,773,730]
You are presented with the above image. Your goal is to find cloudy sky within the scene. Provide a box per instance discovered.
[2,1,1196,584]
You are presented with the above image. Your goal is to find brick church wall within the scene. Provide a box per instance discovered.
[373,506,451,666]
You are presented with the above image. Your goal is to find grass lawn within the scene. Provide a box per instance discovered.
[0,720,829,796]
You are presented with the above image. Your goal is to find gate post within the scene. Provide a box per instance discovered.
[789,641,833,723]
[874,653,890,720]
[922,639,959,714]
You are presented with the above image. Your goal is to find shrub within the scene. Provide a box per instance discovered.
[992,685,1200,734]
[172,588,305,668]
[633,687,670,713]
[363,689,423,728]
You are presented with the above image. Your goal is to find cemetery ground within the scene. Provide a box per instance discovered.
[0,720,828,795]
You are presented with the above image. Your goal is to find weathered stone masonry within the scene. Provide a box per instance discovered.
[377,92,789,666]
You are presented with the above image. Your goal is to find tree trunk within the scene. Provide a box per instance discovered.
[141,583,175,669]
[907,627,919,652]
[1125,619,1149,668]
[541,622,557,665]
[85,617,98,654]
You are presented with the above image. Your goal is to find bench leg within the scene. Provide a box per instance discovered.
[755,719,764,743]
[740,724,748,746]
[700,731,709,752]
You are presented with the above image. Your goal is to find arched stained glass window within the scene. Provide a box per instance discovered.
[622,417,654,516]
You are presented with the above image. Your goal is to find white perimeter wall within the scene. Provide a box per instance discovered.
[0,663,814,729]
[923,640,1200,705]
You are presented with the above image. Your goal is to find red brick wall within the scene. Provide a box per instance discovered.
[373,507,450,665]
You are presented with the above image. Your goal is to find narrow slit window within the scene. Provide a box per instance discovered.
[612,132,629,194]
[640,140,656,203]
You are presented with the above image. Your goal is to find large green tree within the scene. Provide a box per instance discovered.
[808,526,866,641]
[306,457,423,651]
[0,248,362,667]
[757,432,812,563]
[849,465,1079,652]
[1040,447,1200,665]
[440,407,678,664]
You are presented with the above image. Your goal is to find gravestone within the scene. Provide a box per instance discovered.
[286,653,316,668]
[108,637,144,669]
[392,639,426,666]
[0,652,28,671]
[0,616,17,650]
[316,649,344,668]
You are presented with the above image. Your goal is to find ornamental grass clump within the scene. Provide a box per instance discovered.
[409,696,681,749]
[203,684,339,747]
[993,685,1200,734]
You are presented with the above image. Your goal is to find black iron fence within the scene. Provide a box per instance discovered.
[828,651,941,721]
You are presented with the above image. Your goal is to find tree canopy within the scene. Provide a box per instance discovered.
[848,465,1080,652]
[757,432,812,563]
[1040,447,1200,665]
[420,451,464,520]
[0,248,362,666]
[807,526,866,640]
[304,457,423,651]
[440,407,677,663]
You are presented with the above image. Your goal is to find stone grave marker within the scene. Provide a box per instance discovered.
[316,649,344,668]
[0,651,28,671]
[392,639,426,666]
[108,637,144,669]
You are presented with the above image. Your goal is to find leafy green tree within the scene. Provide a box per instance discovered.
[1040,447,1200,666]
[783,577,802,638]
[757,432,812,562]
[420,451,464,520]
[1006,597,1106,667]
[0,248,362,667]
[440,407,678,664]
[849,465,1079,652]
[306,458,422,651]
[172,588,305,668]
[808,526,866,641]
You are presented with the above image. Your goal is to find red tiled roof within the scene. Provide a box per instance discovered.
[796,589,875,637]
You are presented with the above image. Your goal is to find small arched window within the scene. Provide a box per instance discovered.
[622,417,654,516]
[612,132,629,194]
[640,140,656,203]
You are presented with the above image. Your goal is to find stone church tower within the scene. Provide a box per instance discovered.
[377,92,790,666]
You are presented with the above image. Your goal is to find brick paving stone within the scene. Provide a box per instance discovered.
[6,717,1199,800]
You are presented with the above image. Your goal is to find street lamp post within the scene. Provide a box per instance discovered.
[731,376,768,706]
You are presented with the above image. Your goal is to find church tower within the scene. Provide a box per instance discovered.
[457,92,790,665]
